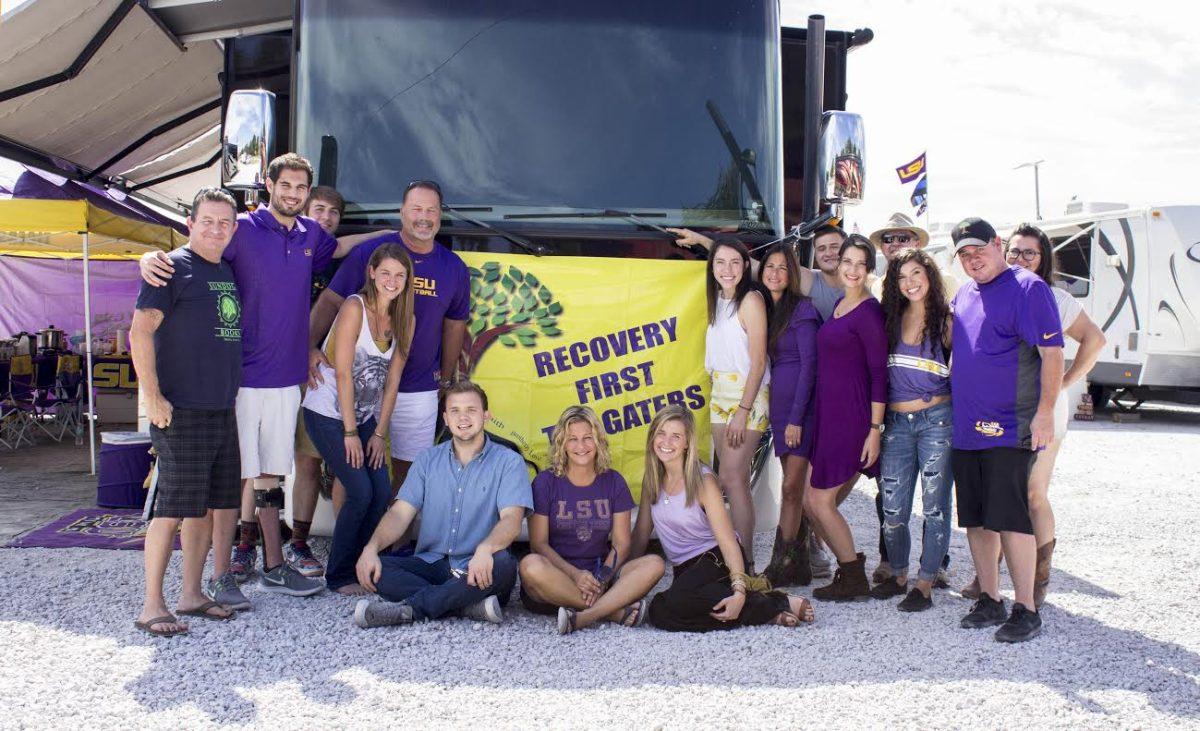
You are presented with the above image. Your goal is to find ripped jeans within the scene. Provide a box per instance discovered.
[880,401,954,583]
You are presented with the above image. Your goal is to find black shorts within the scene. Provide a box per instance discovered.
[149,408,241,519]
[952,447,1035,534]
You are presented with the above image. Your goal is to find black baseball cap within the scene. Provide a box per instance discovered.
[951,217,998,252]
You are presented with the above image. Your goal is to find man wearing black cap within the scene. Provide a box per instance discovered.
[949,217,1064,643]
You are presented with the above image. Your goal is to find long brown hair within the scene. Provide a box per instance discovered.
[706,235,755,325]
[881,248,950,361]
[641,405,704,507]
[1008,223,1057,284]
[757,243,807,351]
[360,243,415,358]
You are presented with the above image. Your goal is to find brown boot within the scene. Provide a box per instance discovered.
[961,555,1005,600]
[1033,538,1056,609]
[789,519,814,586]
[812,552,870,602]
[761,528,788,585]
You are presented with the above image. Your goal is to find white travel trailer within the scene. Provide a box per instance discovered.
[1017,202,1200,407]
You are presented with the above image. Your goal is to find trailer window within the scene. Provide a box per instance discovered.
[1053,228,1091,297]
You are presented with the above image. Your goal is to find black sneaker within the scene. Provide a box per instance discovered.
[994,603,1042,643]
[960,593,1007,629]
[869,579,906,600]
[897,587,933,612]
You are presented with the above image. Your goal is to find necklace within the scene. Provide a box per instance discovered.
[662,474,684,505]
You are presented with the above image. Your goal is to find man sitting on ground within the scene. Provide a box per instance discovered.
[352,380,532,628]
[130,187,243,635]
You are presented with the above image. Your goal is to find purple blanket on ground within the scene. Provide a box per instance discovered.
[6,508,179,550]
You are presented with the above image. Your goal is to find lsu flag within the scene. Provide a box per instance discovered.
[910,175,928,215]
[896,152,926,184]
[458,253,711,500]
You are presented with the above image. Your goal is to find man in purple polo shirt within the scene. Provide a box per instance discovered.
[140,154,370,600]
[949,217,1064,643]
[308,180,470,490]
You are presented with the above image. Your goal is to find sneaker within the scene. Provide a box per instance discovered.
[960,593,1008,629]
[869,578,907,600]
[457,595,504,624]
[897,587,933,613]
[207,572,251,611]
[354,598,414,629]
[229,544,257,584]
[934,568,951,590]
[284,541,325,578]
[809,535,833,579]
[994,603,1042,643]
[259,563,325,597]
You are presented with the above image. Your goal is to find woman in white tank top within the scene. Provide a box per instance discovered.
[703,235,770,571]
[301,244,416,594]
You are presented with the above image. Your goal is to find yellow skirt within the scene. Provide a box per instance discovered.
[709,370,769,432]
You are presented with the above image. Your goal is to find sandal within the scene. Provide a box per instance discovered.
[177,600,235,621]
[556,606,578,636]
[134,614,188,637]
[619,598,648,628]
[772,611,800,627]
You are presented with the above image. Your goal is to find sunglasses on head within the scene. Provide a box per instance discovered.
[881,233,915,244]
[404,179,443,196]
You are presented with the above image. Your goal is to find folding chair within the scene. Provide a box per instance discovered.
[53,355,84,444]
[31,355,67,441]
[2,355,37,448]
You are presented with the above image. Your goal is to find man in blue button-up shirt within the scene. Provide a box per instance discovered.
[353,381,532,627]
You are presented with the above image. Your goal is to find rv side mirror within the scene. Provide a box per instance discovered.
[816,111,866,205]
[222,90,277,190]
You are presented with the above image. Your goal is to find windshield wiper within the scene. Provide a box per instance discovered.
[705,100,771,231]
[441,204,550,256]
[504,208,679,238]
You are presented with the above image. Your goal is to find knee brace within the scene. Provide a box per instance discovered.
[255,487,285,509]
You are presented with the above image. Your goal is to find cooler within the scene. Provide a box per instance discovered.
[96,431,153,508]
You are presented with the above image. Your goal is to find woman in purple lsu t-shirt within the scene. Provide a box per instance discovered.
[518,406,666,634]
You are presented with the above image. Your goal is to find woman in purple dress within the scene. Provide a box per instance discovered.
[757,244,821,586]
[804,235,888,602]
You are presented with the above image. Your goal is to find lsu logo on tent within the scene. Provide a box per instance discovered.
[974,420,1004,438]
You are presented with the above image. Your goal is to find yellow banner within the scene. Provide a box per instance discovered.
[458,252,711,500]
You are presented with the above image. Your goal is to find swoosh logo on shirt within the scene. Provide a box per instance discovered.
[1042,331,1058,340]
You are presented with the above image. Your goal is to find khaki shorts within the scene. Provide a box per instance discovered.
[295,409,321,459]
[709,370,769,432]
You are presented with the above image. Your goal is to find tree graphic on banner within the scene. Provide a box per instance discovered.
[461,261,564,375]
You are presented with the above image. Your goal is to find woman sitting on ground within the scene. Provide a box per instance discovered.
[301,243,414,595]
[519,406,666,634]
[631,405,814,632]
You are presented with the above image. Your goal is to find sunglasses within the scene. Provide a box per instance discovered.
[1005,248,1040,262]
[881,233,915,244]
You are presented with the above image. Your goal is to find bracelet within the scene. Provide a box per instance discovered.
[373,432,386,439]
[737,403,751,412]
[343,429,357,437]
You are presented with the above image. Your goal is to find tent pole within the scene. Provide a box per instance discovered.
[82,231,96,475]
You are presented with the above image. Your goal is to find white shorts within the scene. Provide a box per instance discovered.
[387,389,439,461]
[236,385,302,479]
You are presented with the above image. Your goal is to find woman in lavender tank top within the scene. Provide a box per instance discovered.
[757,244,821,587]
[517,406,666,634]
[805,235,889,602]
[872,249,955,612]
[630,406,814,632]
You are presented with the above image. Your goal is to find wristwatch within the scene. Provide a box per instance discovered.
[869,423,884,432]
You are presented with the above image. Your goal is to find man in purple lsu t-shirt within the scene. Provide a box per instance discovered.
[309,181,470,489]
[950,217,1064,644]
[140,154,371,600]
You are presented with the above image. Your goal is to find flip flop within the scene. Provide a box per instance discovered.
[177,600,235,621]
[134,614,187,637]
[619,598,648,628]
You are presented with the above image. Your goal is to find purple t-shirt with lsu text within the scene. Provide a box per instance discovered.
[328,233,470,392]
[951,265,1064,450]
[532,469,636,570]
[222,207,336,389]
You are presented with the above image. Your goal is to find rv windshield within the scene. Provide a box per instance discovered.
[295,0,781,234]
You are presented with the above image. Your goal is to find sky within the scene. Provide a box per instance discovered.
[4,0,1197,236]
[780,0,1200,235]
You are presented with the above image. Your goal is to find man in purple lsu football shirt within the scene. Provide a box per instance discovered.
[949,217,1064,644]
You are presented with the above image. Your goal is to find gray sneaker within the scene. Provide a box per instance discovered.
[259,563,325,597]
[809,535,833,579]
[354,598,415,628]
[457,595,503,624]
[207,572,251,610]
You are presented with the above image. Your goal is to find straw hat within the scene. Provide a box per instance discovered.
[869,212,929,249]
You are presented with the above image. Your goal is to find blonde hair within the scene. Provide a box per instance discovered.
[549,405,612,476]
[360,243,415,359]
[641,405,704,507]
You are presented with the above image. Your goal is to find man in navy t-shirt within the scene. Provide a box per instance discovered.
[308,180,470,490]
[130,188,243,635]
[949,218,1064,643]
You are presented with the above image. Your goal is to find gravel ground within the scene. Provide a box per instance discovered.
[2,416,1199,729]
